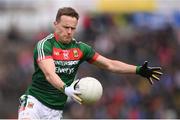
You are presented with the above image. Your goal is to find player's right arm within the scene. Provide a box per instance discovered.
[38,59,82,104]
[38,59,65,91]
[35,36,65,91]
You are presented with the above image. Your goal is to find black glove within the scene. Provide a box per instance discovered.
[136,61,163,85]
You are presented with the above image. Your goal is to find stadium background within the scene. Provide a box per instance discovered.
[0,0,180,118]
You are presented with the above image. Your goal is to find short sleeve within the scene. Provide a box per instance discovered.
[34,39,53,62]
[80,42,99,63]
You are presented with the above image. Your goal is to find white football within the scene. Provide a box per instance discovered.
[75,77,103,105]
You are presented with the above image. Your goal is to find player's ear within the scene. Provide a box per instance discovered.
[54,21,58,26]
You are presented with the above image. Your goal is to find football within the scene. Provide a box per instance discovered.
[75,77,103,105]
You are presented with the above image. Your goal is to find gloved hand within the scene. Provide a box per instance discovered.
[63,80,82,104]
[136,61,163,85]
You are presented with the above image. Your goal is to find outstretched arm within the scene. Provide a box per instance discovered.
[92,55,162,85]
[92,55,136,74]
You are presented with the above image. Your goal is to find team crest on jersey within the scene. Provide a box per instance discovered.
[52,47,83,60]
[27,102,34,109]
[63,50,69,59]
[73,49,79,58]
[54,51,60,56]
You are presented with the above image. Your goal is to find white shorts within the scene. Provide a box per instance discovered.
[18,95,63,120]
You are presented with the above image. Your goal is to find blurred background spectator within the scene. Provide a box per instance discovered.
[0,0,179,119]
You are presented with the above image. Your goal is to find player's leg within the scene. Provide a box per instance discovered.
[18,95,63,120]
[18,95,41,119]
[40,102,63,120]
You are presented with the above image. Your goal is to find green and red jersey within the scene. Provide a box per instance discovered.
[26,33,99,110]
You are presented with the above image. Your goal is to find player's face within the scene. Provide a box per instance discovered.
[54,15,78,44]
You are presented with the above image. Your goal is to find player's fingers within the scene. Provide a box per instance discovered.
[148,77,154,85]
[72,97,81,104]
[143,61,148,68]
[151,67,161,71]
[152,74,160,81]
[73,98,82,105]
[74,90,81,95]
[72,94,82,102]
[153,71,163,75]
[72,94,82,104]
[72,79,80,86]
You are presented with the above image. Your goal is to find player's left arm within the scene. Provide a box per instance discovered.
[92,55,136,74]
[92,55,163,85]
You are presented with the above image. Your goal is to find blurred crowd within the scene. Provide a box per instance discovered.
[0,12,180,119]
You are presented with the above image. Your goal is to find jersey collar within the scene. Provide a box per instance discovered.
[54,32,59,42]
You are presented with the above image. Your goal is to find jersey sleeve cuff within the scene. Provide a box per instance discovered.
[88,52,99,64]
[36,56,53,62]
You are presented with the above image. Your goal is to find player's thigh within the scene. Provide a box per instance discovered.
[41,109,63,120]
[41,102,63,119]
[18,95,40,119]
